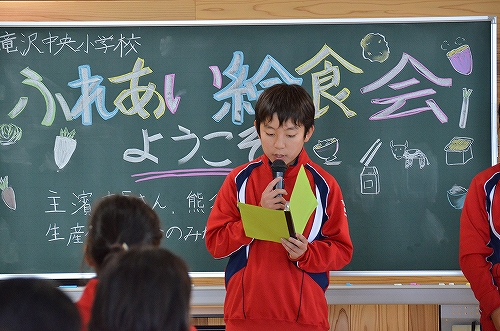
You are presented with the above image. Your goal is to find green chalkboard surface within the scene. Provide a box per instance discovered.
[0,17,496,275]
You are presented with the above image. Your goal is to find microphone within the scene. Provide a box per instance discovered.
[271,159,287,195]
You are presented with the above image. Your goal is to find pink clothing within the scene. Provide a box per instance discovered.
[206,150,353,331]
[460,163,500,330]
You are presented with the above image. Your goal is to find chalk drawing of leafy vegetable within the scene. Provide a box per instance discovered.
[0,176,16,210]
[0,123,22,146]
[54,128,77,170]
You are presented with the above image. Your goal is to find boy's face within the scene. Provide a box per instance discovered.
[256,113,314,166]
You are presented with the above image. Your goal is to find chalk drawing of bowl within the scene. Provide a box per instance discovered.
[447,185,468,209]
[446,44,473,75]
[313,138,339,165]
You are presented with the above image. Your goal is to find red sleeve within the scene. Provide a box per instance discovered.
[75,278,98,331]
[459,173,500,319]
[205,173,253,259]
[297,176,353,273]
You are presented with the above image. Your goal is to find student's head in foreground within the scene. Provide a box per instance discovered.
[84,194,163,274]
[88,246,192,331]
[254,83,315,166]
[0,277,81,331]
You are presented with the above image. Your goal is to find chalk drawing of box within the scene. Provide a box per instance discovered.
[444,137,474,165]
[360,165,380,194]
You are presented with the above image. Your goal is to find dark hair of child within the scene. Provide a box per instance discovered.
[254,83,315,138]
[88,247,192,331]
[0,277,81,331]
[84,194,163,273]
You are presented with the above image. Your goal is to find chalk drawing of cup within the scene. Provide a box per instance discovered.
[447,184,468,209]
[313,138,340,165]
[446,44,473,75]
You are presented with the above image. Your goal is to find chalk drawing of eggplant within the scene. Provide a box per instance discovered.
[0,123,22,146]
[0,176,16,210]
[54,128,77,170]
[446,44,473,75]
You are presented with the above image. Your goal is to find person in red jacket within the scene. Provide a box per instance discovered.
[76,194,163,331]
[89,246,194,331]
[460,163,500,331]
[205,83,353,331]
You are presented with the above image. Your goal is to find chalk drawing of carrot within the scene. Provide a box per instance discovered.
[0,176,16,210]
[54,128,77,170]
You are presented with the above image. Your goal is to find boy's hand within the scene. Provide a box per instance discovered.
[260,177,287,209]
[281,233,308,260]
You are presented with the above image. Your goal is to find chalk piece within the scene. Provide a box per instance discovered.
[410,282,419,286]
[466,282,470,286]
[394,283,403,286]
[346,282,353,286]
[438,283,446,285]
[448,282,455,285]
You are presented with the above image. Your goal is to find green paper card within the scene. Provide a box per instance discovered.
[239,165,318,242]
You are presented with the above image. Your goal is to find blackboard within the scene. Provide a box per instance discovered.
[0,17,496,275]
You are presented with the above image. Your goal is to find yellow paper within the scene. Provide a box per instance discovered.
[289,165,318,234]
[238,203,290,242]
[238,165,318,243]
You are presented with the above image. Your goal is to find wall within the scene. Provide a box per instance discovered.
[0,1,493,330]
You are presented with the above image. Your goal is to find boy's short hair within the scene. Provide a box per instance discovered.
[254,83,315,138]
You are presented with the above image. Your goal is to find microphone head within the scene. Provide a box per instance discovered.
[271,159,287,173]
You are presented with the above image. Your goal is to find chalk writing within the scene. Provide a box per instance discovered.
[0,20,492,274]
[45,190,66,213]
[165,226,206,242]
[46,223,65,242]
[360,52,452,122]
[123,129,164,164]
[109,57,166,120]
[171,125,234,166]
[295,44,363,118]
[0,31,141,57]
[71,191,93,215]
[8,67,72,126]
[0,31,18,53]
[67,223,85,246]
[69,65,118,125]
[213,51,302,125]
[187,191,205,213]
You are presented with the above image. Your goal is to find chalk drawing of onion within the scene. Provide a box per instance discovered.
[0,123,22,146]
[54,128,77,170]
[446,44,473,75]
[0,176,16,210]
